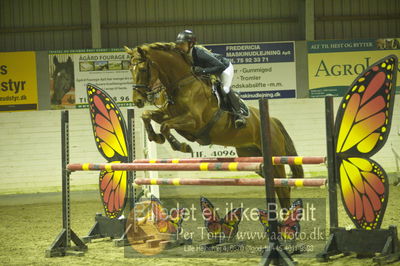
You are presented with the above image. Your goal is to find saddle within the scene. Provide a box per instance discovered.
[193,75,250,145]
[210,77,249,117]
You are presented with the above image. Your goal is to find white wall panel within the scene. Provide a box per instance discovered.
[1,98,398,194]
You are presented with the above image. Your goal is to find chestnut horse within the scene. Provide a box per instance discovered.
[125,43,303,208]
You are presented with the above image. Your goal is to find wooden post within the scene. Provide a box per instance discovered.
[126,108,135,214]
[325,96,338,230]
[45,111,87,257]
[259,99,296,266]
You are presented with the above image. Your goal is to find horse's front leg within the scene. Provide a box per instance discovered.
[160,114,197,153]
[142,110,166,144]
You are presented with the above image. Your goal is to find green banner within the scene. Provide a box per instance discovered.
[308,38,400,97]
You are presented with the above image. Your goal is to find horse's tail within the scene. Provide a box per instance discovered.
[272,118,304,179]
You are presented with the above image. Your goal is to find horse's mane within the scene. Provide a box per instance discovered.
[142,42,177,51]
[143,42,211,53]
[141,42,194,66]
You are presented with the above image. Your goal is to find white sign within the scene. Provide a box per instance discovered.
[205,42,296,99]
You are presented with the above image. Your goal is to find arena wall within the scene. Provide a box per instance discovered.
[1,98,398,194]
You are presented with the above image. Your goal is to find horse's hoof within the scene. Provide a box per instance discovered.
[155,134,165,144]
[234,118,247,129]
[181,144,193,153]
[149,134,165,144]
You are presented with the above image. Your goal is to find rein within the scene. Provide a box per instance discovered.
[131,59,165,103]
[146,58,195,105]
[135,48,225,144]
[170,74,196,89]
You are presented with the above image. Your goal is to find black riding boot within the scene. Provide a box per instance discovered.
[225,90,246,129]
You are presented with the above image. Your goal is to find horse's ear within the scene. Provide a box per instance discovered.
[124,46,133,55]
[53,56,59,65]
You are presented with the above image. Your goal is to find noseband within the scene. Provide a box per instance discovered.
[131,58,164,103]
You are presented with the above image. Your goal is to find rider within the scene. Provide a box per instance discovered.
[175,30,246,129]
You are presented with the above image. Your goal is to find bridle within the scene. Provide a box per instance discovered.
[130,57,165,104]
[130,58,149,90]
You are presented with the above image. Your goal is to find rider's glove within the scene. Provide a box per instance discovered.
[193,66,206,75]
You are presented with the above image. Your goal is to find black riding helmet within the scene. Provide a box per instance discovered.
[176,30,196,44]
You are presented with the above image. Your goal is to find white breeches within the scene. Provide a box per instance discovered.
[220,62,234,94]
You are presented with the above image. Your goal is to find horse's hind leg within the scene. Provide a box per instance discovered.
[235,146,290,209]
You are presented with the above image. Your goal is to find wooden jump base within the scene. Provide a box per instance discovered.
[134,178,327,187]
[133,156,326,165]
[67,162,262,172]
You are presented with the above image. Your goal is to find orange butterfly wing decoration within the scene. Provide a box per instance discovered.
[258,199,303,240]
[200,196,242,240]
[279,199,303,240]
[87,84,129,219]
[334,55,398,229]
[150,195,186,234]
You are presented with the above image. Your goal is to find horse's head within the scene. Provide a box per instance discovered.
[125,46,161,108]
[51,56,74,105]
[125,42,194,108]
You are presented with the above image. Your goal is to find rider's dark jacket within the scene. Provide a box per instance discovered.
[192,46,230,75]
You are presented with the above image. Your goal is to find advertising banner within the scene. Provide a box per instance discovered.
[49,42,297,109]
[0,51,38,111]
[49,48,132,109]
[205,42,296,99]
[175,42,297,161]
[308,38,400,97]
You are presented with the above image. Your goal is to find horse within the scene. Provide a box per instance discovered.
[124,42,303,209]
[51,56,74,105]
